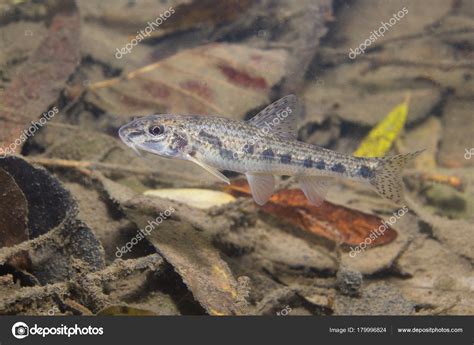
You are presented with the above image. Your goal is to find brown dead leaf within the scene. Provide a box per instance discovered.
[0,0,80,151]
[0,167,28,248]
[96,175,242,315]
[225,180,397,248]
[123,196,241,315]
[88,43,288,118]
[0,156,77,238]
[0,166,30,274]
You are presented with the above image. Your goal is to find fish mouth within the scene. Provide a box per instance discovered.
[118,122,173,158]
[118,125,143,157]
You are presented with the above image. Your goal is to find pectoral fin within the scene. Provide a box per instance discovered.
[187,155,230,184]
[246,173,275,205]
[299,176,332,206]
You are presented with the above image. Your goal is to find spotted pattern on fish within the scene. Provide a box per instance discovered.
[331,163,346,174]
[303,157,312,168]
[315,160,325,170]
[261,148,274,160]
[359,165,375,179]
[243,144,254,154]
[280,154,292,164]
[219,148,234,160]
[171,134,188,150]
[199,130,222,147]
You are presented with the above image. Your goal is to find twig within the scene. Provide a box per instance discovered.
[26,156,157,176]
[404,169,464,191]
[88,61,164,91]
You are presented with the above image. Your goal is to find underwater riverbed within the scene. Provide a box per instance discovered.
[0,0,473,317]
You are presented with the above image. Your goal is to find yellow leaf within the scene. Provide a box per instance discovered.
[353,96,409,157]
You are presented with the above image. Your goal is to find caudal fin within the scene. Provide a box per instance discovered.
[370,151,423,205]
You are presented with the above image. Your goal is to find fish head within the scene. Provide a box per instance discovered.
[118,115,190,159]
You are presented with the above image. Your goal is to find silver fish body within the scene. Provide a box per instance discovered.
[169,116,374,178]
[119,95,421,206]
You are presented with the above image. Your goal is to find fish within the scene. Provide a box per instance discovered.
[119,95,422,206]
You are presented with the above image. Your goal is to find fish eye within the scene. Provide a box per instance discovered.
[149,125,164,136]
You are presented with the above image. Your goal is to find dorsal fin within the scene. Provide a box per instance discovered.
[247,95,299,140]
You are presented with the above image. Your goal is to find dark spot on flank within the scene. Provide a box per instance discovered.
[243,144,254,154]
[219,148,235,160]
[280,154,292,164]
[331,163,346,174]
[315,160,325,170]
[261,148,275,160]
[199,130,222,147]
[359,165,375,179]
[303,157,313,168]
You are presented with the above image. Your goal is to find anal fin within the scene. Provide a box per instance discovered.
[246,173,275,205]
[299,176,332,206]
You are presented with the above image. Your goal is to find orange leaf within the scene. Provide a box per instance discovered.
[225,180,397,248]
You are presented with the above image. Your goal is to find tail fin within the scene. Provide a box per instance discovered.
[370,150,423,205]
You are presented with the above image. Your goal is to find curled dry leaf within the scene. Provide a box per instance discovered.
[0,156,105,284]
[225,180,397,248]
[0,156,77,238]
